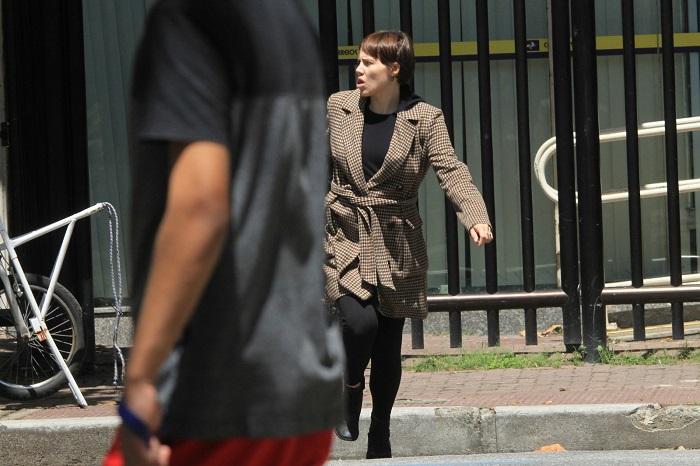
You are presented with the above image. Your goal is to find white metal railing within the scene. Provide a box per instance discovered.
[534,116,700,288]
[606,272,700,287]
[534,115,700,204]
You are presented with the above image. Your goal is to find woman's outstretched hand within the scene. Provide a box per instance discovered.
[469,224,493,246]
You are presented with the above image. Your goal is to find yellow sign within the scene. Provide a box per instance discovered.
[338,32,700,60]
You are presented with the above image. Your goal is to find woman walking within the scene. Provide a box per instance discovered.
[324,31,493,459]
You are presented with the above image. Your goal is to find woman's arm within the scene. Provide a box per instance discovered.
[425,110,493,245]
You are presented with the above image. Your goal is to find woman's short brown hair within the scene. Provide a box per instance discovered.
[360,31,415,85]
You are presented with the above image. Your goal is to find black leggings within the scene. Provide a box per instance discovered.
[336,294,405,424]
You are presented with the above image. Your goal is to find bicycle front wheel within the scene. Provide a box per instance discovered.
[0,274,85,400]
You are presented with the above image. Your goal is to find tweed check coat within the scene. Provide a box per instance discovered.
[324,89,491,319]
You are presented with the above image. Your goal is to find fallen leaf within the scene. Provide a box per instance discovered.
[535,443,567,453]
[540,324,563,337]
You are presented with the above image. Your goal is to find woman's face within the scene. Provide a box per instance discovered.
[355,50,399,97]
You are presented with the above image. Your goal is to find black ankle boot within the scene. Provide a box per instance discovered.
[335,380,365,441]
[366,415,391,459]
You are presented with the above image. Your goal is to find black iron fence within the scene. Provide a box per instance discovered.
[318,0,700,362]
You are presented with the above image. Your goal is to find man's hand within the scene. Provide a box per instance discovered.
[121,381,170,466]
[469,223,493,246]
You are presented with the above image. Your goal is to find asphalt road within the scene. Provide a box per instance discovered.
[327,449,700,465]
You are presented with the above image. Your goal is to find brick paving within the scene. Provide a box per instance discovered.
[2,337,700,421]
[391,333,700,408]
[393,365,700,408]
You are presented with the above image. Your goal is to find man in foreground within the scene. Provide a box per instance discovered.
[103,1,344,464]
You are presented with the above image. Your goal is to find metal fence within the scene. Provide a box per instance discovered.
[317,0,700,362]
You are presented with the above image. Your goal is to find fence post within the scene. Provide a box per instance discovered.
[550,0,582,351]
[362,0,375,37]
[660,0,684,340]
[620,0,645,341]
[318,0,339,96]
[476,0,500,347]
[401,0,425,350]
[571,0,605,362]
[513,0,537,345]
[437,0,463,348]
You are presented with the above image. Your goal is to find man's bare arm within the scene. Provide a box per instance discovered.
[124,141,230,422]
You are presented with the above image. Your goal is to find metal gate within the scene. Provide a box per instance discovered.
[317,0,700,362]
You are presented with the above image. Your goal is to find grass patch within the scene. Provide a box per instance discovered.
[408,351,583,372]
[598,346,700,366]
[406,347,700,372]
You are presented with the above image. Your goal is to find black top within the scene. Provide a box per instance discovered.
[362,108,395,181]
[129,0,343,440]
[362,91,423,181]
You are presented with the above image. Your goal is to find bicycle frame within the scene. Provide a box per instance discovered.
[0,202,109,408]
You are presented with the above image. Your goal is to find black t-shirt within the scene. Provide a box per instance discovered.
[129,0,343,440]
[362,108,395,181]
[361,92,423,181]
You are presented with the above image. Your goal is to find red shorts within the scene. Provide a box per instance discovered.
[103,428,333,466]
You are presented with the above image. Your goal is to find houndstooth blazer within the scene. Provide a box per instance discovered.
[324,89,491,319]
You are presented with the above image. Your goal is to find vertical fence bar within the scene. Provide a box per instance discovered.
[347,0,356,90]
[661,0,684,340]
[458,0,473,295]
[621,0,645,341]
[437,0,462,348]
[571,0,605,362]
[476,0,499,347]
[401,0,424,350]
[318,0,339,96]
[400,0,412,38]
[550,0,582,350]
[513,0,537,345]
[362,0,375,37]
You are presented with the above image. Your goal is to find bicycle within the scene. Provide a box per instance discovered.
[0,202,122,408]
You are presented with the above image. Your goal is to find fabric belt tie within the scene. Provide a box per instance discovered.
[327,182,417,292]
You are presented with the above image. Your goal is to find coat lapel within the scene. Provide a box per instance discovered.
[341,90,369,195]
[367,107,420,189]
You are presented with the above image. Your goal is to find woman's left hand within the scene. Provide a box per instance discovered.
[469,224,493,246]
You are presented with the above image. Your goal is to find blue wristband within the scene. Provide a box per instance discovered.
[118,401,152,446]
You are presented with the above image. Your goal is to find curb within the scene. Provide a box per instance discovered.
[2,405,700,464]
[331,404,700,459]
[0,416,119,466]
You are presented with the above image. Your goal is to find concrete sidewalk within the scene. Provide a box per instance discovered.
[1,336,700,464]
